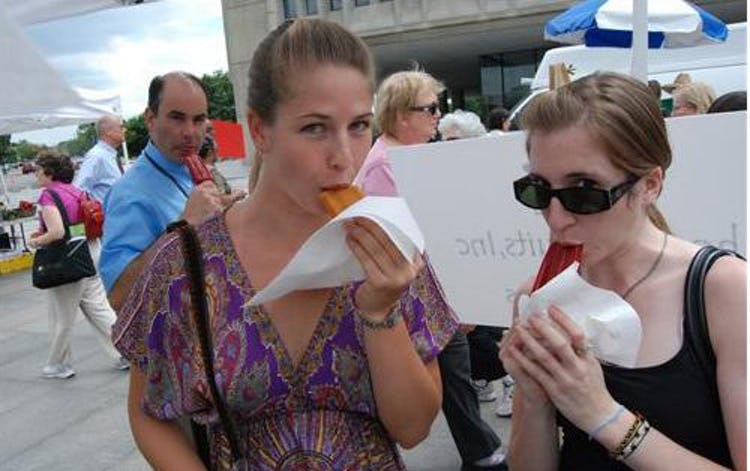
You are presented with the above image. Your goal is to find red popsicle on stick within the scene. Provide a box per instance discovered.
[531,242,583,292]
[184,153,213,185]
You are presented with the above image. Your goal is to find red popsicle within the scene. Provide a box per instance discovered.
[184,153,213,185]
[531,242,583,292]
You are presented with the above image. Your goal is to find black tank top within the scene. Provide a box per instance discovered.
[558,292,733,469]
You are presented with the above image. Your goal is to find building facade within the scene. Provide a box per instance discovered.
[221,0,746,156]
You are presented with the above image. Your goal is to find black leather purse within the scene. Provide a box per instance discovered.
[32,190,96,289]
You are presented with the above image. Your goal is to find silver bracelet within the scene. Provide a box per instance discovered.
[357,308,403,330]
[588,404,626,441]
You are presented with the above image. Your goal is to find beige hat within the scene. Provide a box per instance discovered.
[662,72,693,93]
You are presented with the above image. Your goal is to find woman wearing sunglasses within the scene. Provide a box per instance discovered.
[501,72,745,470]
[355,70,508,471]
[355,69,443,196]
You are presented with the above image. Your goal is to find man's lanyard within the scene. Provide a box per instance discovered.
[144,151,190,198]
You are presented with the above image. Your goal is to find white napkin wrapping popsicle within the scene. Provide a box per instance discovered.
[518,263,642,367]
[247,196,425,306]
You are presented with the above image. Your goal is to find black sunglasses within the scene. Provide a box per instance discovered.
[513,176,639,215]
[408,102,440,116]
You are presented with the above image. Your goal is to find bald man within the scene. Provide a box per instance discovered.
[100,72,225,308]
[74,114,126,202]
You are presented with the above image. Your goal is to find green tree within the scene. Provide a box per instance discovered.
[0,135,11,167]
[58,123,96,157]
[201,70,237,121]
[11,140,46,163]
[124,114,148,159]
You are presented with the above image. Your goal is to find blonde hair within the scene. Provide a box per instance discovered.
[522,72,672,233]
[673,82,716,114]
[374,70,445,137]
[246,18,375,191]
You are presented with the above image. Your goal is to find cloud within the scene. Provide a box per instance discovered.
[14,0,227,144]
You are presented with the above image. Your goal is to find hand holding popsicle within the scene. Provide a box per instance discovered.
[345,217,424,320]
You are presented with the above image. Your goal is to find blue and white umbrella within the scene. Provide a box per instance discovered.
[545,0,728,80]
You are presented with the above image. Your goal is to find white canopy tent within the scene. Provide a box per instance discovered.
[0,0,159,202]
[0,1,161,134]
[3,0,157,26]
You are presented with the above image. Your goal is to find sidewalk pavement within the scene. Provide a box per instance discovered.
[0,268,509,471]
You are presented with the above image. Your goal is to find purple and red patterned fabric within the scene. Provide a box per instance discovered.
[113,214,457,470]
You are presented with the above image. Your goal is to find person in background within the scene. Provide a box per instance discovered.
[356,69,507,471]
[707,91,746,113]
[486,107,511,135]
[438,108,516,418]
[501,72,745,470]
[198,136,237,198]
[438,109,487,140]
[671,81,716,117]
[100,71,225,309]
[113,18,456,470]
[29,151,127,379]
[73,115,126,203]
[647,80,670,117]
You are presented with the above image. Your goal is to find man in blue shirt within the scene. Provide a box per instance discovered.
[73,115,126,202]
[100,71,224,307]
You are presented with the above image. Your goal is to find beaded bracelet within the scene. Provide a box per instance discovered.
[609,413,644,459]
[357,308,403,330]
[588,404,626,441]
[616,419,651,461]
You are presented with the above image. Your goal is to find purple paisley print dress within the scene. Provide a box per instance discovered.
[113,214,457,471]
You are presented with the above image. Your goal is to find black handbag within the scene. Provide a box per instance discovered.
[167,220,241,469]
[32,190,96,289]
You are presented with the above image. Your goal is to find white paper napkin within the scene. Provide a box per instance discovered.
[247,196,425,306]
[518,263,642,367]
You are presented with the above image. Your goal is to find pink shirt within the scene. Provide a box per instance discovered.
[38,181,83,231]
[354,137,398,196]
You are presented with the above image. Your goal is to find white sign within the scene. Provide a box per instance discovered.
[390,111,746,326]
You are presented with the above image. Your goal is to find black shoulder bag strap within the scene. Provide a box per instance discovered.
[684,245,744,390]
[167,221,241,467]
[45,190,72,240]
[144,151,190,198]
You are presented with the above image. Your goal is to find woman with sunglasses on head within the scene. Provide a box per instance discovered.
[355,71,508,471]
[501,72,745,471]
[113,19,456,471]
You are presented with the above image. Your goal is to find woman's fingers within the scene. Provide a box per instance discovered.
[348,218,407,269]
[346,226,387,282]
[548,306,588,355]
[506,343,556,392]
[527,313,581,368]
[515,325,564,372]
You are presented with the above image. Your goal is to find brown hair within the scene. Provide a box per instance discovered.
[522,72,672,233]
[246,19,375,191]
[374,70,445,137]
[36,151,75,184]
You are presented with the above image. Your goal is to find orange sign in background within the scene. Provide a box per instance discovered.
[212,120,245,160]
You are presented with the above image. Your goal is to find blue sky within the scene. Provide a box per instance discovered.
[13,0,227,145]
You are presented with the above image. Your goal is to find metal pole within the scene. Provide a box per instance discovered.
[630,0,649,81]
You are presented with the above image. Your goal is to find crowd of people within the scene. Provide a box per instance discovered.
[23,16,746,471]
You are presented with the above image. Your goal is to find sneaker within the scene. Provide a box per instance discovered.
[114,357,130,371]
[463,446,508,470]
[471,379,497,403]
[495,376,515,417]
[42,364,75,379]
